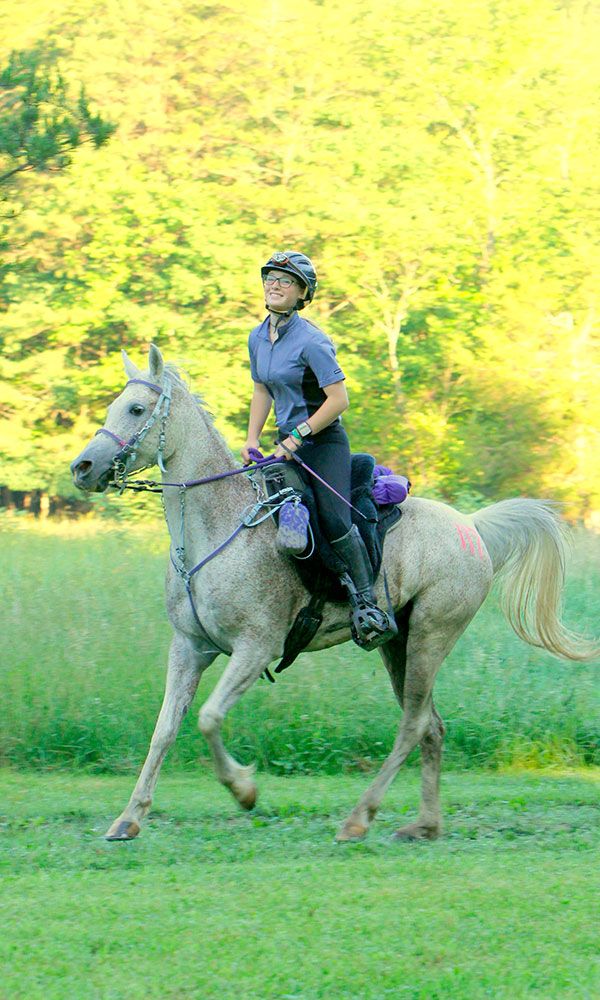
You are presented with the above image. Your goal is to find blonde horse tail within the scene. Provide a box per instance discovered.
[471,499,599,662]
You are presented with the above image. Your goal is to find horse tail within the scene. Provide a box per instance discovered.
[470,499,599,662]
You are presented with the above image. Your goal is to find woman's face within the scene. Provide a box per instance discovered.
[263,269,307,313]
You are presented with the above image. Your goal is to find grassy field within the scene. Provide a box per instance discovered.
[1,517,599,773]
[0,768,598,999]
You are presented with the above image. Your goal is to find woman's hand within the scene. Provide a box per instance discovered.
[243,384,273,464]
[274,436,299,461]
[241,439,261,465]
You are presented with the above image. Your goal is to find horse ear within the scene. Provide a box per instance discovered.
[148,343,164,381]
[121,349,140,380]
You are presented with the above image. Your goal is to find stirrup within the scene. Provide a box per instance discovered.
[350,602,398,651]
[338,571,398,651]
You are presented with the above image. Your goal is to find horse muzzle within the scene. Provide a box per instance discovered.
[70,440,116,493]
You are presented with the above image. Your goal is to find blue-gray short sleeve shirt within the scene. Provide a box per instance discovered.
[248,313,345,433]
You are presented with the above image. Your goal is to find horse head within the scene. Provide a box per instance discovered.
[71,343,172,492]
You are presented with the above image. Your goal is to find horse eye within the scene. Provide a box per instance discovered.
[129,404,145,416]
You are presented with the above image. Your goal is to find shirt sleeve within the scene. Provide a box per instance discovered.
[302,334,345,387]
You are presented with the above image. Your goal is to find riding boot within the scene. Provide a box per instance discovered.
[331,524,398,651]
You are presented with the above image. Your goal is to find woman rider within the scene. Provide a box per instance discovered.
[241,250,396,650]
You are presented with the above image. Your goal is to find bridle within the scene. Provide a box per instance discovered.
[95,377,173,482]
[96,372,367,515]
[98,375,281,493]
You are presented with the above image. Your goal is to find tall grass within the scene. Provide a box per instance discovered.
[1,513,598,773]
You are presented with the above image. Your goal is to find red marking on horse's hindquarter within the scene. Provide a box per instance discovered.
[455,523,467,551]
[455,523,484,560]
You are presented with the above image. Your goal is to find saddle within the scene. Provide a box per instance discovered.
[256,454,406,676]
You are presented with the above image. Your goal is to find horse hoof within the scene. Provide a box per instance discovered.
[392,822,440,842]
[105,820,140,841]
[335,821,368,842]
[237,785,258,811]
[228,764,257,811]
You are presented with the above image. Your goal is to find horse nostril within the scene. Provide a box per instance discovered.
[73,460,92,478]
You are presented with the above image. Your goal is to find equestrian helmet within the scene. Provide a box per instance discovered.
[261,250,317,309]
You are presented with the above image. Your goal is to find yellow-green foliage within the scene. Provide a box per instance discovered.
[1,0,599,514]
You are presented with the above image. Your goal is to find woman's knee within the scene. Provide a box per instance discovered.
[320,511,351,542]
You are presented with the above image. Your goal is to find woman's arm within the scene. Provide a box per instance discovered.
[274,380,349,460]
[305,380,349,434]
[242,382,273,463]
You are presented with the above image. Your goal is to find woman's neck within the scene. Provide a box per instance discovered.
[269,310,289,343]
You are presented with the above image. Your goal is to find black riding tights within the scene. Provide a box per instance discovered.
[293,422,352,542]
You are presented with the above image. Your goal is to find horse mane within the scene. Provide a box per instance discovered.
[162,360,241,466]
[163,362,215,424]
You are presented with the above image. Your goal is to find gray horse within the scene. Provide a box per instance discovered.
[71,345,598,843]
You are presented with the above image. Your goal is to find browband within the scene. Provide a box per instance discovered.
[126,378,163,393]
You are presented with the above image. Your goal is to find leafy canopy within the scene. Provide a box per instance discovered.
[0,0,598,519]
[0,46,115,185]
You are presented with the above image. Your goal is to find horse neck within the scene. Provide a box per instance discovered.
[160,388,253,547]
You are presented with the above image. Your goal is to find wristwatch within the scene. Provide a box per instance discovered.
[295,421,312,439]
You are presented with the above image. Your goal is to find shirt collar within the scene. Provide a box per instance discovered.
[263,311,299,340]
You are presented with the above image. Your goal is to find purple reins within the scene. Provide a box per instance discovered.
[99,377,365,517]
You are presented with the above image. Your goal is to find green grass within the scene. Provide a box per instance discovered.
[1,518,599,773]
[0,769,598,999]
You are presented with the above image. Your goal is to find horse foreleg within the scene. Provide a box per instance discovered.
[105,632,215,841]
[197,643,269,811]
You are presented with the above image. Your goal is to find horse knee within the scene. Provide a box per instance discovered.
[198,706,222,739]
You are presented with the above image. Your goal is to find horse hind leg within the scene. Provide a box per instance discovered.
[336,602,465,843]
[375,606,446,839]
[380,602,411,703]
[377,606,445,840]
[393,705,445,841]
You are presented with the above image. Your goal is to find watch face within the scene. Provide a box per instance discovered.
[298,422,311,437]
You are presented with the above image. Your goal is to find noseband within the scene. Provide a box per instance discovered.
[96,377,172,481]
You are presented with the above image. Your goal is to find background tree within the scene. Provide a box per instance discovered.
[0,46,115,186]
[0,0,598,519]
[0,42,115,497]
